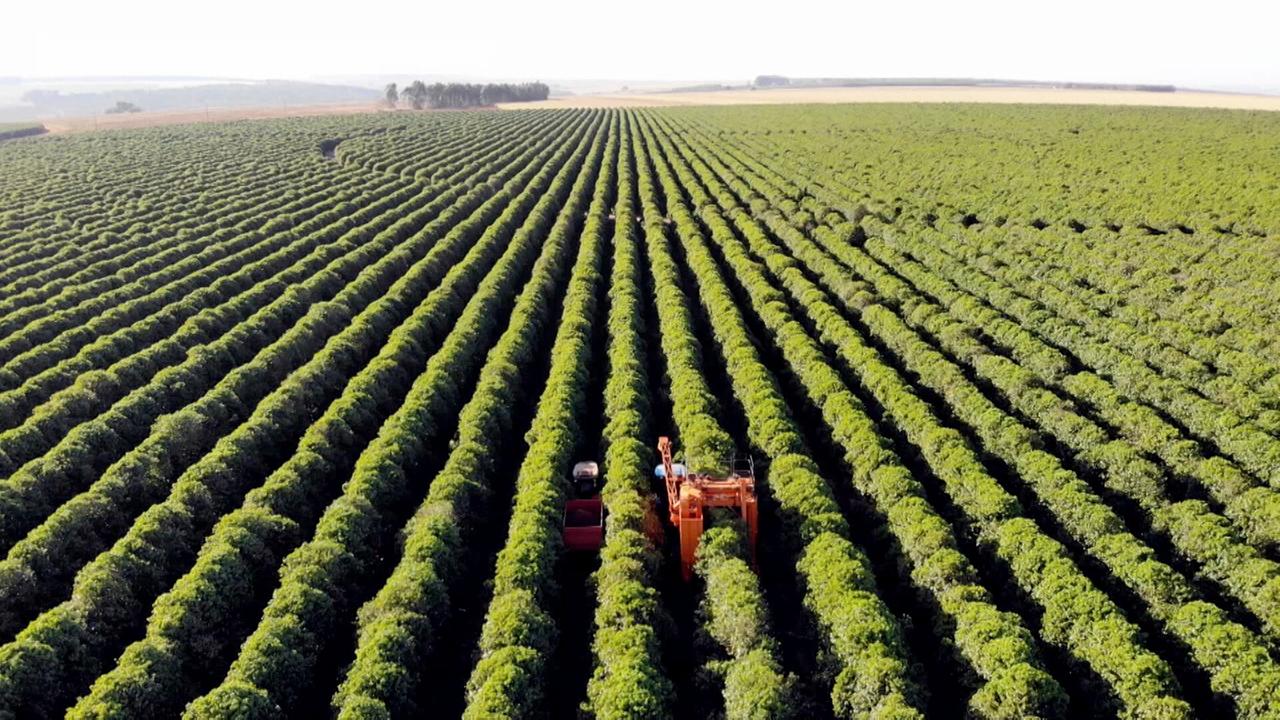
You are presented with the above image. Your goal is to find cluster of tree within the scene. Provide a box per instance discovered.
[753,75,791,87]
[0,123,45,142]
[385,81,550,109]
[104,101,141,114]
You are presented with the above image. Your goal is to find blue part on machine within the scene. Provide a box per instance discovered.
[654,463,688,478]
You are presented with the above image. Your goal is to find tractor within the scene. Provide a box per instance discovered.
[562,461,604,552]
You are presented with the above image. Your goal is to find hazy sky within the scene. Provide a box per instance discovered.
[4,0,1277,91]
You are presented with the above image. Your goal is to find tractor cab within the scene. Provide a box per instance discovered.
[562,461,604,553]
[572,461,602,496]
[653,461,688,479]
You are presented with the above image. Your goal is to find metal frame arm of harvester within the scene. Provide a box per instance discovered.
[658,436,758,580]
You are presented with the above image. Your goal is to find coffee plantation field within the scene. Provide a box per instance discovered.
[1,104,1279,719]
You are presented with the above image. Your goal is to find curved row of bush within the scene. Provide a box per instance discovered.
[66,110,598,720]
[636,114,926,719]
[323,112,605,719]
[0,153,349,310]
[585,116,674,720]
[0,173,395,438]
[688,103,1280,246]
[0,110,574,449]
[0,112,512,291]
[668,118,1280,717]
[0,164,331,321]
[980,225,1280,434]
[0,118,528,379]
[694,522,793,720]
[337,111,529,180]
[687,113,1280,558]
[0,147,307,286]
[0,115,601,720]
[0,115,575,547]
[0,125,302,252]
[1064,370,1280,546]
[652,112,1079,717]
[1056,227,1280,382]
[876,224,1280,494]
[670,119,1280,706]
[847,230,1280,553]
[0,154,384,363]
[0,117,582,640]
[793,217,1280,716]
[987,225,1280,407]
[774,190,1280,718]
[629,116,793,718]
[0,188,353,370]
[692,116,1280,413]
[630,120,734,469]
[916,223,1280,485]
[970,223,1280,425]
[835,234,1280,644]
[0,177,429,549]
[0,116,505,332]
[457,121,614,720]
[647,114,1071,718]
[178,113,605,718]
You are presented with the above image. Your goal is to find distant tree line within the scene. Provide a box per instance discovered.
[0,123,46,142]
[383,81,549,110]
[754,75,791,88]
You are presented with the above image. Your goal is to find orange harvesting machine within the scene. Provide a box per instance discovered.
[559,440,760,580]
[656,436,758,580]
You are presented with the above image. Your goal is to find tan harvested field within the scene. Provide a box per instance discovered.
[24,85,1279,137]
[500,85,1280,111]
[40,102,387,134]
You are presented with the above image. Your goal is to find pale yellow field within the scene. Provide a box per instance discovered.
[33,86,1280,137]
[500,85,1280,111]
